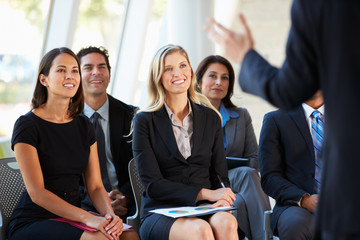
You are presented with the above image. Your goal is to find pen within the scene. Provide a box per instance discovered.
[217,175,226,188]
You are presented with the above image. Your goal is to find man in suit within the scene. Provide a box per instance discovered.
[205,1,360,238]
[259,91,324,239]
[77,46,137,220]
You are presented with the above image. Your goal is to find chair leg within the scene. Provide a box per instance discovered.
[264,210,273,240]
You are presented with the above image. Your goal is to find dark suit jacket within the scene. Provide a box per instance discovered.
[259,106,316,233]
[132,102,230,219]
[81,94,137,217]
[107,95,137,199]
[239,0,360,234]
[224,107,258,169]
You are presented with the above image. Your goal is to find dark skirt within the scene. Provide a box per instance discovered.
[139,213,177,240]
[8,219,83,240]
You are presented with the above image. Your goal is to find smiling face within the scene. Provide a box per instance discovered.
[199,63,229,105]
[80,52,110,97]
[40,53,80,99]
[161,51,192,97]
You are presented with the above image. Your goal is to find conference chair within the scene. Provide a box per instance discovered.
[126,159,144,234]
[0,157,25,240]
[264,210,280,240]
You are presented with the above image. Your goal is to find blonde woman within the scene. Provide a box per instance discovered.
[132,44,238,240]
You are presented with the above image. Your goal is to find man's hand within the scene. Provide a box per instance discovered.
[204,14,254,63]
[300,194,319,213]
[109,190,129,217]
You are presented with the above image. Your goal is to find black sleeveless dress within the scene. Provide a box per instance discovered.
[8,111,96,240]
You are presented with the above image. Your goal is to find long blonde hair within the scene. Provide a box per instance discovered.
[142,44,219,116]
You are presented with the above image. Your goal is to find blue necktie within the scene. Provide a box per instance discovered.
[91,112,112,191]
[311,110,324,193]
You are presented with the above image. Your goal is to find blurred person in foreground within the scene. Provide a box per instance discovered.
[205,1,360,239]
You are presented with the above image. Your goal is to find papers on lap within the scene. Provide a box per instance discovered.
[49,218,134,232]
[149,204,236,218]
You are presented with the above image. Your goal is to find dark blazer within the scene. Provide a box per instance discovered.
[81,94,137,217]
[224,107,258,169]
[132,102,230,219]
[107,94,137,199]
[238,0,360,234]
[259,106,316,233]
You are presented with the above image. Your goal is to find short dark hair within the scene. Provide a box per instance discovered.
[77,46,111,74]
[195,55,236,108]
[31,47,84,118]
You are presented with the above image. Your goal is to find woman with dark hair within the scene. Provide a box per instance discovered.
[8,47,135,240]
[132,45,238,240]
[196,55,271,240]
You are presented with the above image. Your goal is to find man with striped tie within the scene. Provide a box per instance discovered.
[258,91,324,240]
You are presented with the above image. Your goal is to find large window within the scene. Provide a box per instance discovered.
[131,0,168,107]
[0,0,50,139]
[72,0,128,82]
[0,0,291,158]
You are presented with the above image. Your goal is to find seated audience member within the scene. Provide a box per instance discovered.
[258,91,324,240]
[195,55,271,240]
[77,46,137,221]
[132,44,239,240]
[8,47,137,240]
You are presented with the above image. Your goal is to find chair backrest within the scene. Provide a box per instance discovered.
[0,157,25,240]
[126,159,145,234]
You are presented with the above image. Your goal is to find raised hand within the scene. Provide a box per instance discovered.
[204,14,255,63]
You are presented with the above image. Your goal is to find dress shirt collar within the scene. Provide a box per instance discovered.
[302,102,325,120]
[219,102,239,127]
[84,97,109,121]
[164,100,193,124]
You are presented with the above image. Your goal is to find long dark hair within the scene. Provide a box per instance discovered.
[195,55,236,108]
[31,47,84,118]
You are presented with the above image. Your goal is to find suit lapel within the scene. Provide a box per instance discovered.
[191,102,205,155]
[224,117,236,154]
[154,106,186,163]
[288,106,315,157]
[108,95,124,171]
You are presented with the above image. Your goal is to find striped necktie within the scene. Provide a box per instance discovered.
[311,110,324,193]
